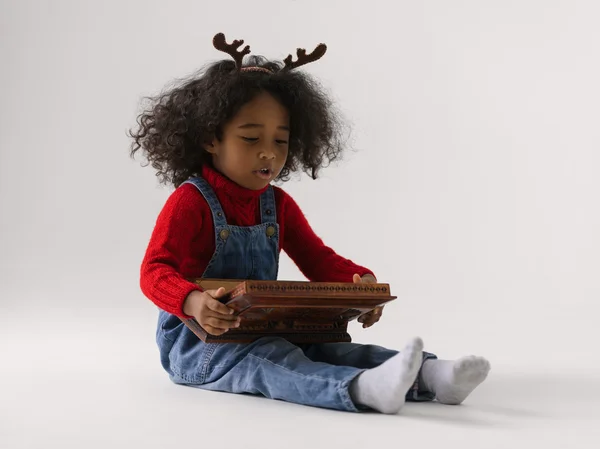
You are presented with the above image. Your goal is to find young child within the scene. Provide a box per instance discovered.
[129,33,491,414]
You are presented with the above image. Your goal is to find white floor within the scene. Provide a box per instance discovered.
[2,307,598,449]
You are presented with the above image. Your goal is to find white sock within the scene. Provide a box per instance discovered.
[349,337,423,414]
[420,356,491,405]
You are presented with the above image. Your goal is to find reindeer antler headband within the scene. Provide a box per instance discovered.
[212,32,327,74]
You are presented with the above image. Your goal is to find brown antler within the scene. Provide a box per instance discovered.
[283,43,327,70]
[213,33,251,68]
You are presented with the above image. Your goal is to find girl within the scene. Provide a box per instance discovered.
[129,33,491,414]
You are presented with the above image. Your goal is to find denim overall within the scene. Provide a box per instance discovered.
[155,176,436,412]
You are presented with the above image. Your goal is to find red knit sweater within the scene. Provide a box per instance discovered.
[140,165,374,318]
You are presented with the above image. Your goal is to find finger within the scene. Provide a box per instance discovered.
[370,307,383,316]
[370,311,382,321]
[352,274,361,284]
[360,310,377,319]
[358,313,370,323]
[205,296,235,315]
[362,318,376,327]
[206,287,227,299]
[205,311,239,322]
[362,318,379,328]
[204,316,240,329]
[204,316,240,330]
[203,324,228,336]
[362,315,380,326]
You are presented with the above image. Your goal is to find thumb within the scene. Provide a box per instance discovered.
[206,287,227,299]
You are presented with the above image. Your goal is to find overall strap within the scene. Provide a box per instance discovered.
[259,186,277,224]
[182,177,228,228]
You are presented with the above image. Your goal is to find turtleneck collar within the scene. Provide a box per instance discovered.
[201,164,269,201]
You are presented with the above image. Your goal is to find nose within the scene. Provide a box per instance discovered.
[259,145,276,160]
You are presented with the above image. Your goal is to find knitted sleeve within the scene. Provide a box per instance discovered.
[139,185,207,318]
[278,189,375,282]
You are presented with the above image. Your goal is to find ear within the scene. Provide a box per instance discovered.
[203,138,219,155]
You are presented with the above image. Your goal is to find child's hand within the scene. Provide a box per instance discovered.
[353,273,384,328]
[183,288,241,336]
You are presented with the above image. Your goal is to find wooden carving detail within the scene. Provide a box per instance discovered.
[179,279,397,344]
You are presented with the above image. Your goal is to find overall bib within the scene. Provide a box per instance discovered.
[155,176,436,412]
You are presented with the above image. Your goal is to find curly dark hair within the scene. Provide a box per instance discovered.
[128,56,348,188]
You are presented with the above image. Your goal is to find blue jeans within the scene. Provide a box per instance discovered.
[158,319,437,412]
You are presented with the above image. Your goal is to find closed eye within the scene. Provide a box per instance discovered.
[241,136,288,145]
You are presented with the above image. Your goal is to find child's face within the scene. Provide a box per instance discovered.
[206,92,290,190]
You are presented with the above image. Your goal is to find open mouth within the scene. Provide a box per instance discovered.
[254,168,272,180]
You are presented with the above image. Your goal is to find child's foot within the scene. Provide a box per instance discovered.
[349,337,423,414]
[420,356,491,405]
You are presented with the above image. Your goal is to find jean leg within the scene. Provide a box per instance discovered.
[301,342,438,402]
[300,342,398,368]
[179,336,366,412]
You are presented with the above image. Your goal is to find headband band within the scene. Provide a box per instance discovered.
[240,67,274,74]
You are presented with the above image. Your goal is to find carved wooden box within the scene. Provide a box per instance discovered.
[179,279,397,344]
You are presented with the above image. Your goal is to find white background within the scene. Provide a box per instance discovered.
[1,0,598,447]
